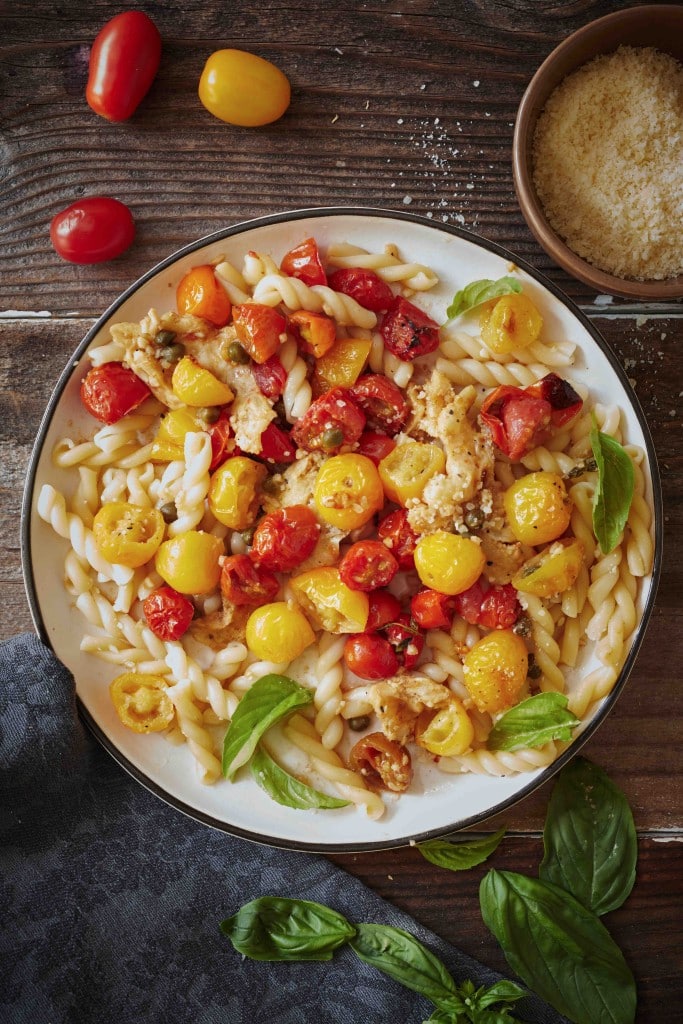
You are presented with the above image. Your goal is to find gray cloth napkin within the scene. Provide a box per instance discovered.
[0,633,568,1024]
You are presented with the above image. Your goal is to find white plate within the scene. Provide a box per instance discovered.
[22,207,662,851]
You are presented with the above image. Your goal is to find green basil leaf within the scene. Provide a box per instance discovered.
[250,744,350,809]
[480,870,636,1024]
[422,1010,457,1024]
[219,896,355,961]
[540,757,637,916]
[473,979,526,1010]
[418,828,506,871]
[446,276,522,320]
[487,693,580,752]
[590,423,635,555]
[221,674,313,778]
[350,923,458,1007]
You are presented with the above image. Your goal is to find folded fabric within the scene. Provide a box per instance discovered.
[0,633,567,1024]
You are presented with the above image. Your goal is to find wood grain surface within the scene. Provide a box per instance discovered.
[2,2,682,1021]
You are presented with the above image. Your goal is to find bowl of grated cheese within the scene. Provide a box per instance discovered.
[513,5,683,300]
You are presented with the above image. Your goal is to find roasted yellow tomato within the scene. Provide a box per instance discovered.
[463,630,529,714]
[171,355,234,407]
[413,532,485,596]
[504,471,572,547]
[93,502,165,568]
[313,453,384,531]
[480,292,543,355]
[512,538,585,597]
[312,336,373,395]
[416,700,474,757]
[289,567,369,633]
[155,530,223,594]
[150,407,199,461]
[245,601,315,662]
[378,441,446,506]
[110,672,174,734]
[208,456,267,530]
[198,48,291,127]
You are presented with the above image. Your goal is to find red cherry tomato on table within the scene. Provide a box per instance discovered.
[350,374,409,434]
[377,509,418,571]
[410,588,455,630]
[80,362,151,423]
[343,633,399,680]
[380,295,441,362]
[251,505,321,572]
[327,268,394,312]
[339,541,399,592]
[50,197,135,264]
[86,11,161,122]
[280,238,327,287]
[142,586,194,641]
[356,431,396,466]
[364,590,402,633]
[291,387,366,453]
[219,554,279,607]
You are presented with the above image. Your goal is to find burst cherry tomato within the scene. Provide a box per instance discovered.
[327,268,394,312]
[526,373,583,427]
[50,197,135,264]
[251,505,321,572]
[288,309,337,359]
[80,362,151,423]
[176,265,232,327]
[280,238,327,286]
[410,588,455,630]
[142,585,194,641]
[349,732,412,792]
[384,614,425,669]
[219,554,279,607]
[339,541,399,592]
[365,590,402,633]
[207,410,239,471]
[350,374,409,434]
[343,633,399,680]
[451,578,488,625]
[356,431,396,465]
[291,387,366,453]
[381,295,441,362]
[479,387,551,462]
[377,509,418,570]
[258,422,298,463]
[452,578,521,629]
[232,303,287,364]
[86,11,162,122]
[251,355,287,398]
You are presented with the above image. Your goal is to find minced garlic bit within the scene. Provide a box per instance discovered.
[532,45,683,282]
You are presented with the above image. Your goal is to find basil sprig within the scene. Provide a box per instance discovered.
[220,897,355,961]
[590,421,635,555]
[540,757,637,916]
[418,828,506,871]
[221,673,312,778]
[445,276,522,320]
[487,693,580,752]
[250,744,350,810]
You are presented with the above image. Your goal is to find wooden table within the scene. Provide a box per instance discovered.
[2,2,681,1019]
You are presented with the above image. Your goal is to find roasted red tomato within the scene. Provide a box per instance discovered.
[377,509,418,570]
[251,355,287,399]
[356,431,396,466]
[526,373,583,427]
[176,266,231,327]
[381,295,441,362]
[350,732,413,792]
[86,11,162,122]
[350,374,409,434]
[364,589,402,633]
[479,386,552,462]
[384,614,425,669]
[451,577,488,624]
[339,540,399,592]
[410,587,455,630]
[142,585,194,641]
[258,422,298,463]
[288,310,336,359]
[291,387,366,453]
[343,633,399,680]
[327,268,394,312]
[452,578,521,630]
[280,237,327,286]
[232,304,287,364]
[80,362,150,423]
[219,554,279,607]
[207,410,239,472]
[251,505,321,572]
[50,197,135,264]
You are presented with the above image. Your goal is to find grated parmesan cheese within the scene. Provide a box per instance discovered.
[532,46,683,281]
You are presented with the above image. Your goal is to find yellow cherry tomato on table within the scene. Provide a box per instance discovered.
[413,531,485,596]
[245,602,316,662]
[155,530,224,594]
[109,672,174,733]
[198,49,291,127]
[93,502,165,568]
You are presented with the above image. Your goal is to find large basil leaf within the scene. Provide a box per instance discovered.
[540,757,637,916]
[418,828,506,871]
[349,923,458,1007]
[220,896,355,962]
[480,870,636,1024]
[590,423,635,555]
[487,693,580,752]
[422,977,524,1022]
[445,276,522,320]
[250,744,349,810]
[222,674,312,778]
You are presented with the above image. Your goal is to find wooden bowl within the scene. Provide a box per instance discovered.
[513,5,683,300]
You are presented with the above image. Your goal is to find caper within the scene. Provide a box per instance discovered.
[527,653,542,680]
[160,501,178,524]
[463,506,485,531]
[261,475,282,495]
[159,341,185,364]
[196,406,221,424]
[566,457,598,480]
[321,426,344,450]
[154,329,177,347]
[227,340,250,365]
[347,715,371,732]
[512,614,532,638]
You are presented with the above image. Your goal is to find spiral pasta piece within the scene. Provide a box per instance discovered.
[435,356,549,389]
[313,634,346,749]
[439,741,561,777]
[326,241,438,291]
[252,273,377,329]
[166,679,222,784]
[168,431,212,536]
[279,336,313,421]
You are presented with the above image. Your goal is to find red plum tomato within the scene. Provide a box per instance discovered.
[86,11,161,122]
[50,197,135,264]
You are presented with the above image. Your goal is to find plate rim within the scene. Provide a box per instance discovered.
[21,204,664,852]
